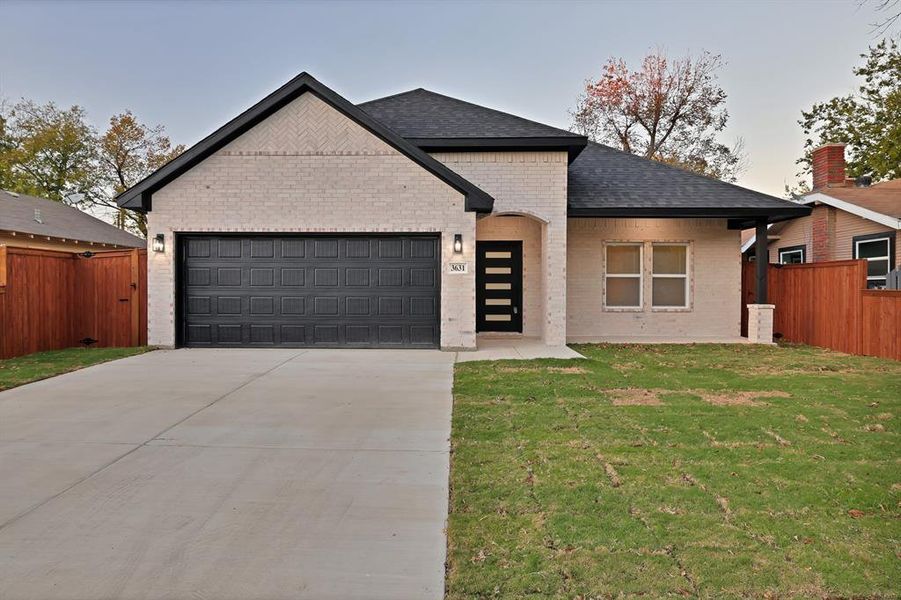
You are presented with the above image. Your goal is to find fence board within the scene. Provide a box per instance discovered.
[742,259,900,360]
[862,290,901,361]
[0,246,147,359]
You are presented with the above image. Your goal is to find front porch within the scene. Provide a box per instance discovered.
[473,212,566,346]
[456,336,584,362]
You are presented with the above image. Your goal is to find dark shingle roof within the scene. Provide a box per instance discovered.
[567,143,810,224]
[360,89,584,140]
[1,190,145,247]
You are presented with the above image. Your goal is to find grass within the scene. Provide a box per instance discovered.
[448,344,901,599]
[0,346,151,391]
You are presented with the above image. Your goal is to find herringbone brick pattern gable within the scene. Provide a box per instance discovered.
[223,93,397,156]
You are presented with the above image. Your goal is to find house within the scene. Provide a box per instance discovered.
[116,73,808,350]
[1,190,145,251]
[741,144,900,288]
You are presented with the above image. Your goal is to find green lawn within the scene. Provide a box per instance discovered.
[448,344,901,599]
[0,347,151,391]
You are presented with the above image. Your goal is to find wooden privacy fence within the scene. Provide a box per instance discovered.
[742,259,901,360]
[0,246,147,359]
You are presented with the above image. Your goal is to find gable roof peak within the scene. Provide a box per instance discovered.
[116,72,493,213]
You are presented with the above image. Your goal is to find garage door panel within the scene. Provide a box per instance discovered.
[180,235,439,348]
[217,324,242,344]
[280,268,305,286]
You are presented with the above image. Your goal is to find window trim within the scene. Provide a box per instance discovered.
[778,244,806,265]
[852,232,896,287]
[651,242,691,310]
[603,242,643,310]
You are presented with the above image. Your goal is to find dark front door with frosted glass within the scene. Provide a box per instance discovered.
[476,240,523,332]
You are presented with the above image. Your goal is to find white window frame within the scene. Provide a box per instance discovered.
[778,246,805,265]
[604,242,643,310]
[651,242,690,309]
[854,235,892,287]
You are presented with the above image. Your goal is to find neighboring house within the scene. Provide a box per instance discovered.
[1,189,145,251]
[742,144,900,288]
[116,73,808,350]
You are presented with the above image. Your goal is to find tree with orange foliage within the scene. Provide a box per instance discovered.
[94,112,185,235]
[572,50,746,182]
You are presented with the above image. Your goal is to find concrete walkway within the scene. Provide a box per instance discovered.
[0,349,454,600]
[456,337,585,362]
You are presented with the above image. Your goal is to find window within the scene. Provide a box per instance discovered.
[652,244,689,308]
[604,243,642,308]
[778,245,805,264]
[853,233,895,289]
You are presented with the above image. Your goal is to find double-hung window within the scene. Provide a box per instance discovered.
[652,243,689,308]
[853,233,895,289]
[778,245,805,264]
[604,243,642,309]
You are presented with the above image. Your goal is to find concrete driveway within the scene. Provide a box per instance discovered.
[0,349,454,600]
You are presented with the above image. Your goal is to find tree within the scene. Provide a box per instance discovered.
[0,100,98,204]
[797,39,901,183]
[572,50,747,182]
[861,0,901,37]
[91,111,185,235]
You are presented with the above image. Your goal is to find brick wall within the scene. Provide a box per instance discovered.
[431,151,568,344]
[567,218,741,341]
[147,93,476,349]
[811,205,836,262]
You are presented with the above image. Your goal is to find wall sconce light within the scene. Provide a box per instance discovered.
[453,234,463,254]
[152,233,165,253]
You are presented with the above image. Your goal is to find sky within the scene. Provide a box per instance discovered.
[0,0,893,197]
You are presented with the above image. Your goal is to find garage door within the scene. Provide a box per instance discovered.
[179,235,440,348]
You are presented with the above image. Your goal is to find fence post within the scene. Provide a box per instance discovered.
[130,249,140,346]
[857,259,867,355]
[0,245,7,290]
[755,220,768,304]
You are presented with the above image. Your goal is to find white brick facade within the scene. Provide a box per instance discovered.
[146,93,476,349]
[431,152,568,345]
[566,218,742,341]
[144,92,746,350]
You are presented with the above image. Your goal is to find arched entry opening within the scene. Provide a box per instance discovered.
[475,211,549,342]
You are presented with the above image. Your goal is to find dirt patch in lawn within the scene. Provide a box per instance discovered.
[497,365,587,375]
[696,390,791,406]
[606,388,664,406]
[611,361,645,374]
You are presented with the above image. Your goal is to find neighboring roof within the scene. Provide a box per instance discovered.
[740,223,786,254]
[359,89,588,161]
[1,190,145,247]
[116,73,494,213]
[802,180,901,229]
[567,143,811,227]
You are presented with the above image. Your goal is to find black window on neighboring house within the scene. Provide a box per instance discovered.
[778,245,806,264]
[853,232,896,289]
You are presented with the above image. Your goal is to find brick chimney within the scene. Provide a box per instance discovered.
[810,204,836,262]
[811,143,848,190]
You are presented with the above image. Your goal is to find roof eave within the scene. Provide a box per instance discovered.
[802,192,901,229]
[567,205,812,227]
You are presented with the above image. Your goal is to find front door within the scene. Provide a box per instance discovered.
[476,241,523,332]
